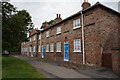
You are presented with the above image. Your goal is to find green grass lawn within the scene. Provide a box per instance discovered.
[2,56,45,78]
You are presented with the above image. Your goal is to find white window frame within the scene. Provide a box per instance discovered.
[39,34,41,40]
[56,42,61,52]
[30,38,31,42]
[73,19,81,29]
[33,46,35,52]
[46,31,49,38]
[38,45,41,52]
[46,44,49,52]
[50,43,54,52]
[74,39,81,52]
[56,27,61,34]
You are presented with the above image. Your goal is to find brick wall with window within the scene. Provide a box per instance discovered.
[27,3,120,69]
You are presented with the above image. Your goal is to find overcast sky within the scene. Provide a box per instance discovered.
[9,0,120,29]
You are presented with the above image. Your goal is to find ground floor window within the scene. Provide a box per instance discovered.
[46,44,49,52]
[50,43,54,52]
[56,42,61,52]
[74,39,81,52]
[33,46,35,52]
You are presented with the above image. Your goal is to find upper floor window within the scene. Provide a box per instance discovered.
[56,42,61,52]
[50,43,54,52]
[46,31,49,38]
[73,19,80,29]
[39,34,41,40]
[74,39,81,52]
[56,27,61,34]
[46,44,49,52]
[34,36,36,40]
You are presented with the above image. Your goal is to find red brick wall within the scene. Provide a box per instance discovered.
[83,6,120,67]
[41,15,83,63]
[41,6,120,67]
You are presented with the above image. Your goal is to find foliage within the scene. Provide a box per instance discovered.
[41,20,55,29]
[2,2,34,52]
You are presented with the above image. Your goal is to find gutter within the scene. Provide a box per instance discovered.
[81,11,85,64]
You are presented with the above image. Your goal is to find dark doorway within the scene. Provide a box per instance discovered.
[102,53,112,69]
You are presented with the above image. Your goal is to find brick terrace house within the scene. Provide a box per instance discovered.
[21,1,120,75]
[21,29,40,57]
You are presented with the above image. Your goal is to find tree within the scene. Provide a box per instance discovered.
[2,2,33,52]
[41,20,55,29]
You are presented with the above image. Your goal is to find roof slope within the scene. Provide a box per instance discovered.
[41,2,120,32]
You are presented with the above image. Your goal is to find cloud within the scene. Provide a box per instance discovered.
[10,0,120,2]
[10,0,119,29]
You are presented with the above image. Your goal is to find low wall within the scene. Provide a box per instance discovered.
[10,52,21,55]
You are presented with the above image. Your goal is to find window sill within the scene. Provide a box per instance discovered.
[56,51,61,52]
[73,51,81,52]
[73,26,81,30]
[56,33,61,35]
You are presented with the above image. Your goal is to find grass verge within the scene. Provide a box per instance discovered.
[2,56,45,78]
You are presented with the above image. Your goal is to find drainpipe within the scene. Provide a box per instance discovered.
[81,11,85,64]
[40,33,42,58]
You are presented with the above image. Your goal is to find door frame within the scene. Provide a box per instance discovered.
[64,41,69,61]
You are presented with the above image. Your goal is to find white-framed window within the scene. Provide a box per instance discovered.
[46,31,49,38]
[73,19,80,29]
[74,39,81,52]
[56,42,61,52]
[50,43,54,52]
[38,45,41,52]
[30,38,31,42]
[33,46,35,52]
[46,44,49,52]
[56,27,61,34]
[34,36,36,40]
[39,34,41,40]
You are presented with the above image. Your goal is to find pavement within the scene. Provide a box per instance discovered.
[78,67,119,78]
[13,55,90,78]
[13,55,119,78]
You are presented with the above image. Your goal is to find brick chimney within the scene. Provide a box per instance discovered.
[54,14,62,23]
[81,0,91,10]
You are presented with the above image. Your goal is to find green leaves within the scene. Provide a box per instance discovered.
[2,2,33,52]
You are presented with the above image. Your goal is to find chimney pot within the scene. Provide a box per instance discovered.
[59,14,61,18]
[56,14,59,18]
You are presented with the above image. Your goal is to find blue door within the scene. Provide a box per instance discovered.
[42,45,44,58]
[64,42,69,61]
